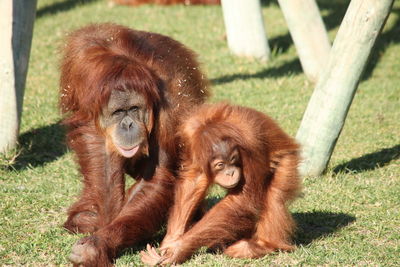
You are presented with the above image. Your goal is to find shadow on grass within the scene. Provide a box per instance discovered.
[333,144,400,174]
[36,0,99,18]
[294,211,355,246]
[211,1,348,85]
[211,58,302,85]
[9,122,68,170]
[205,195,222,209]
[213,2,399,85]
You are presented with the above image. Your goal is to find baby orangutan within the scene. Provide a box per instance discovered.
[141,103,301,265]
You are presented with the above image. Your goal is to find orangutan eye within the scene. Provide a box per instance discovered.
[112,109,125,116]
[214,162,225,170]
[129,106,139,112]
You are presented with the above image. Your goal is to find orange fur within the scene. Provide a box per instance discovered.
[145,103,301,264]
[60,23,209,266]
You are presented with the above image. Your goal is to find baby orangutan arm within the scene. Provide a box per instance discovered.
[162,171,210,248]
[142,193,257,266]
[141,171,210,266]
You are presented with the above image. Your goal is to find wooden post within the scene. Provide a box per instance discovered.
[296,0,394,177]
[0,0,37,153]
[277,0,331,82]
[221,0,270,61]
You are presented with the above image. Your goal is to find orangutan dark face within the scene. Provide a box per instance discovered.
[100,89,151,158]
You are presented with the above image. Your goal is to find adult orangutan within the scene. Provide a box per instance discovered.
[59,23,209,266]
[141,103,301,265]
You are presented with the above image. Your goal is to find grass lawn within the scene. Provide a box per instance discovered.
[1,0,399,266]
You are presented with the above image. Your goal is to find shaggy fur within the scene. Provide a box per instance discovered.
[142,103,301,265]
[60,23,209,266]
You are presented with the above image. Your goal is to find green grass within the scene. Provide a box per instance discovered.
[1,0,399,265]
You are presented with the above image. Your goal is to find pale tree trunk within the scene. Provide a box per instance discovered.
[277,0,331,82]
[296,0,394,177]
[221,0,270,61]
[0,0,37,153]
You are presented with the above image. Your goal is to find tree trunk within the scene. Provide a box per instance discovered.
[277,0,331,82]
[0,0,37,153]
[296,0,394,177]
[221,0,270,61]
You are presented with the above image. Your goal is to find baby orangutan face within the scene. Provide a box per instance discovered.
[210,140,242,189]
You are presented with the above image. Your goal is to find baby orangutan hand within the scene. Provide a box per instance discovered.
[141,239,183,266]
[140,244,165,266]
